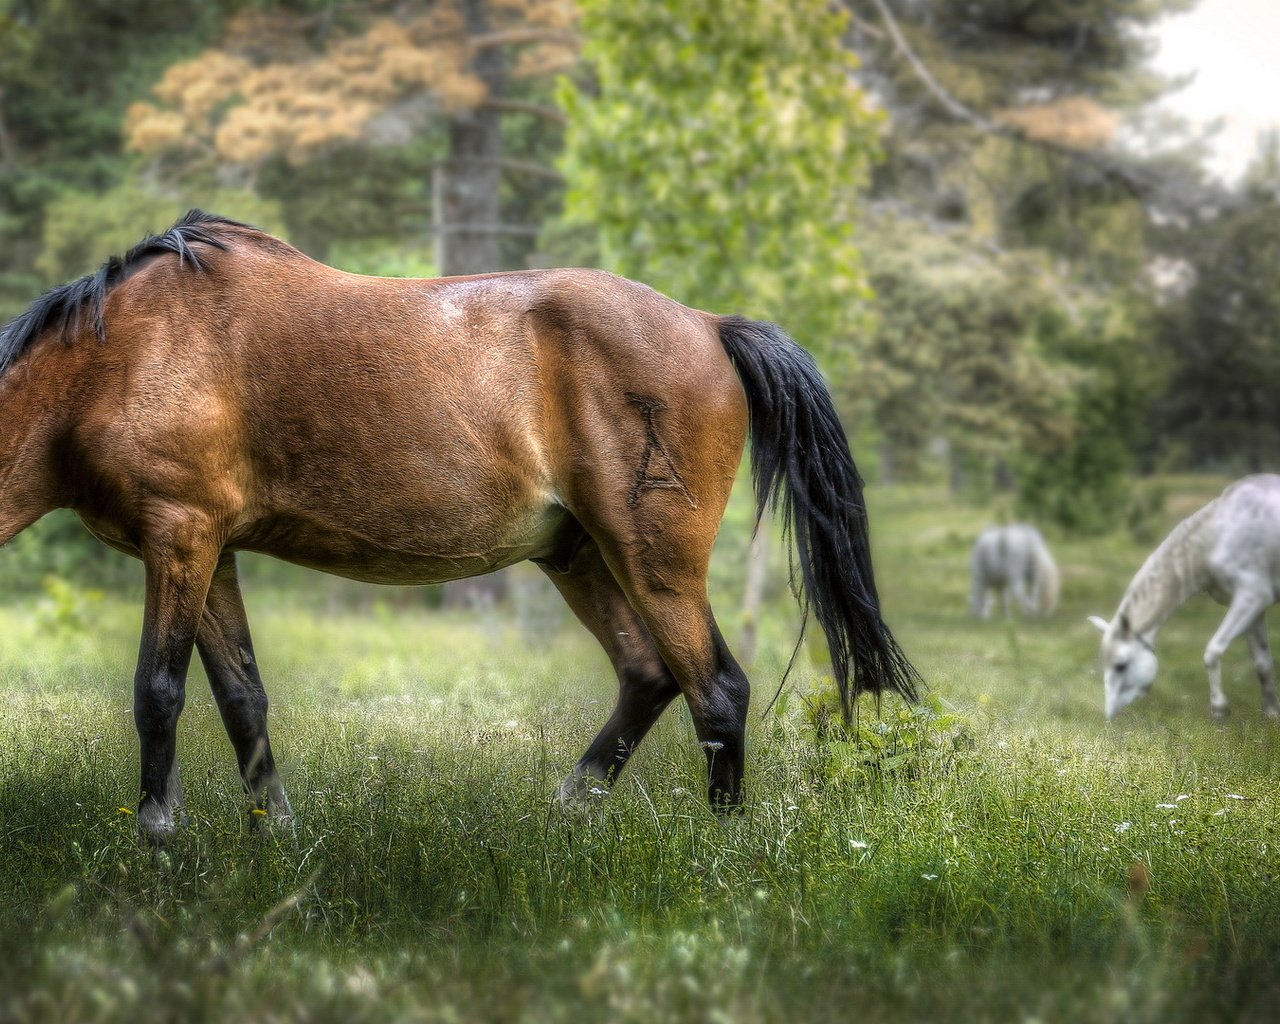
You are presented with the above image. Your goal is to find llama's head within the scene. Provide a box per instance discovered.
[1088,614,1158,720]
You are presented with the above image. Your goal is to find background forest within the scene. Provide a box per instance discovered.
[1,0,1274,586]
[3,3,1280,1022]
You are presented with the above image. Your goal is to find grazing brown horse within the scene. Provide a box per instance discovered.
[0,211,918,840]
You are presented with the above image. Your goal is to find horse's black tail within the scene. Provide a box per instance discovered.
[718,315,921,719]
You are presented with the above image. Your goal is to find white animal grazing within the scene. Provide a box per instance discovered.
[1089,475,1280,721]
[969,524,1060,619]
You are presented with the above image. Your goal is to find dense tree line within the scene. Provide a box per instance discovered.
[0,0,1275,576]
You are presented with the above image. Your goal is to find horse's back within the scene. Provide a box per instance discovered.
[1209,476,1280,593]
[68,254,745,582]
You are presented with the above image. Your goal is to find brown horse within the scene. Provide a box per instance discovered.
[0,211,917,840]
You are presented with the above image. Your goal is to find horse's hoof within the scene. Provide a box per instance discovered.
[1264,704,1280,720]
[136,804,178,846]
[1211,705,1232,721]
[555,772,608,812]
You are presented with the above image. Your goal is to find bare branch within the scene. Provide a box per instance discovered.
[469,27,579,52]
[437,155,565,184]
[480,98,567,125]
[862,0,1158,198]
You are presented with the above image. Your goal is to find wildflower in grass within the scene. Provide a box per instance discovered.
[1156,803,1176,809]
[117,807,133,815]
[921,873,939,881]
[1213,808,1227,816]
[1226,793,1247,800]
[849,840,869,850]
[1115,821,1132,834]
[1176,794,1191,801]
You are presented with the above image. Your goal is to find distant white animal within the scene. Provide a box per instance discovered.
[969,524,1060,619]
[1089,474,1280,721]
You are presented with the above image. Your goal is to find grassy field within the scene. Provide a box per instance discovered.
[2,477,1278,1022]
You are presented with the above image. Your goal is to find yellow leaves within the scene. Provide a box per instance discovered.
[123,104,189,155]
[995,96,1117,152]
[151,50,251,128]
[128,2,579,171]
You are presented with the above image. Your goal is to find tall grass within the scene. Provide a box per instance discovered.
[1,478,1278,1022]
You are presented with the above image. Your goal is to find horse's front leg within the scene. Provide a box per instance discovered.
[197,553,293,826]
[1244,614,1280,718]
[1203,589,1271,720]
[134,518,221,842]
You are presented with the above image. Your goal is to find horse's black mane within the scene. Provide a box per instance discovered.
[0,209,249,377]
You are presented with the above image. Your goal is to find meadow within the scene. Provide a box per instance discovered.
[1,477,1278,1023]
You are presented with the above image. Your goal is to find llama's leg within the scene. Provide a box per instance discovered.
[196,554,293,824]
[1204,589,1271,720]
[1244,614,1280,718]
[134,519,222,842]
[542,540,680,804]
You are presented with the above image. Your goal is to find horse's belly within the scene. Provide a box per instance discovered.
[232,501,576,586]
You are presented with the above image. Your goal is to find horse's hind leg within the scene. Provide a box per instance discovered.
[586,526,750,812]
[134,518,222,841]
[1244,614,1280,718]
[541,539,680,804]
[196,554,293,824]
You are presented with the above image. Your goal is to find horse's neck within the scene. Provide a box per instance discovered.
[1117,502,1217,637]
[0,363,64,543]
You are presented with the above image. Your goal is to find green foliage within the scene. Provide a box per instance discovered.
[1016,299,1155,534]
[34,574,103,635]
[1153,168,1280,471]
[0,0,230,319]
[804,691,974,778]
[850,217,1076,481]
[560,0,881,349]
[326,236,437,279]
[37,184,285,282]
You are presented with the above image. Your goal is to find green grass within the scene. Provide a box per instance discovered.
[3,477,1279,1022]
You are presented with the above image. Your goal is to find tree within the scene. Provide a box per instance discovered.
[0,0,230,319]
[125,2,576,277]
[559,0,882,351]
[559,0,883,654]
[1152,142,1280,471]
[847,216,1076,490]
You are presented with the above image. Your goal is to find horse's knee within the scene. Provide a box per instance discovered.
[133,671,185,739]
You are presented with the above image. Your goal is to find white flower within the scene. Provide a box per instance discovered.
[1226,793,1246,800]
[1176,794,1190,801]
[1115,821,1132,834]
[1213,808,1227,816]
[921,873,939,881]
[1155,803,1176,809]
[849,840,869,850]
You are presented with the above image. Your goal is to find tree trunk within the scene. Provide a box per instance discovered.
[440,0,510,611]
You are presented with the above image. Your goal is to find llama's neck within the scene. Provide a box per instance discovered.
[1116,502,1217,639]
